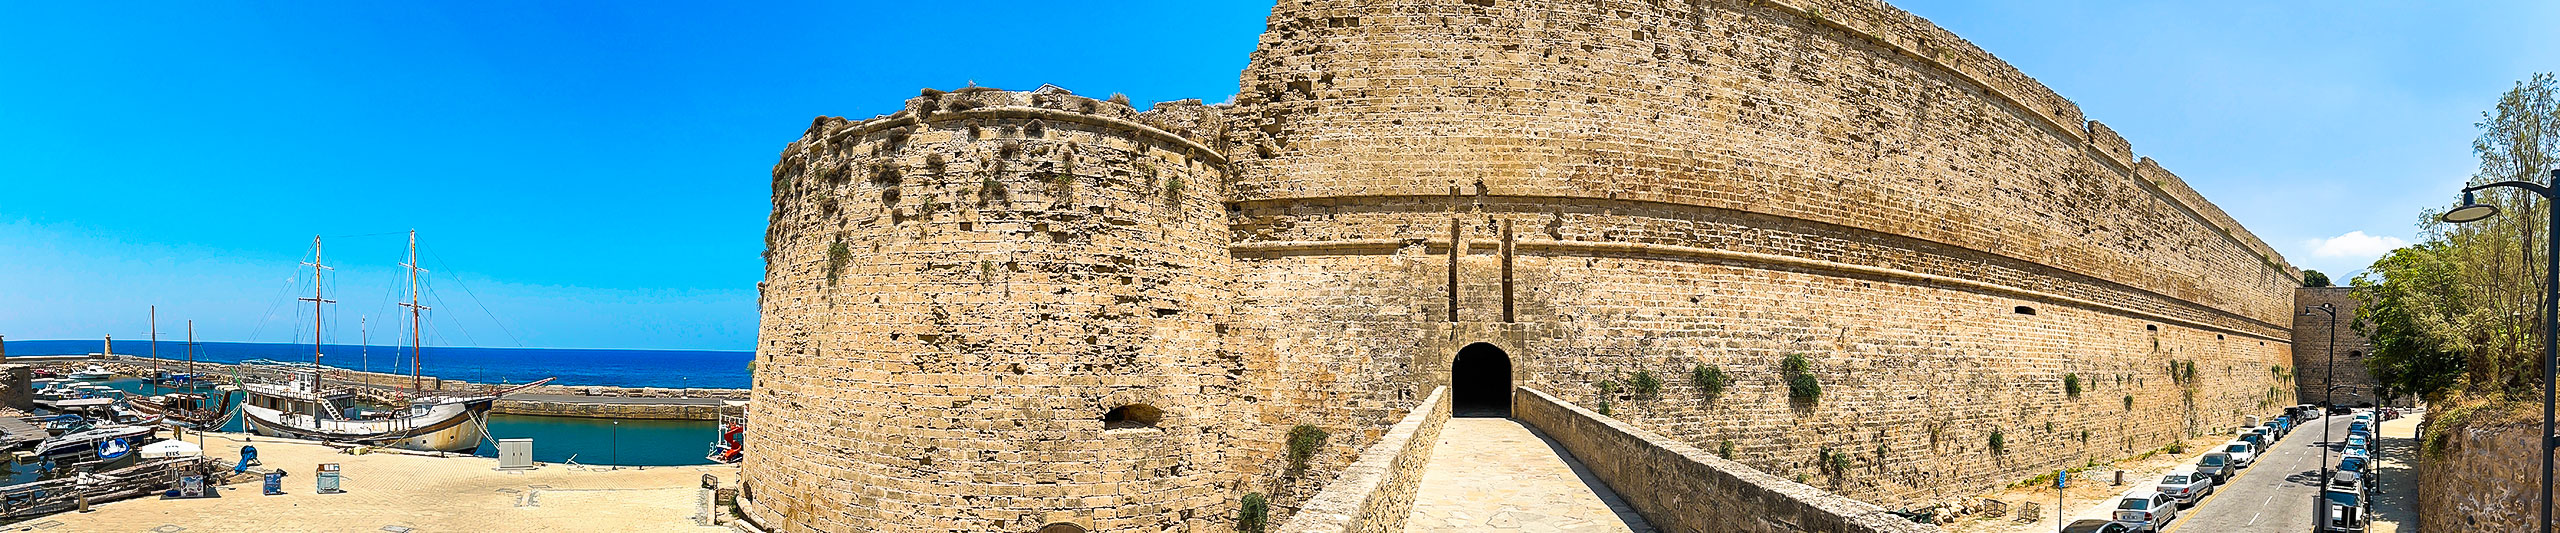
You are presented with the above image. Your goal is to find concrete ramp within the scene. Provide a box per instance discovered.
[1403,418,1655,532]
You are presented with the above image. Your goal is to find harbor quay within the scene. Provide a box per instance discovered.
[46,428,742,532]
[61,355,746,421]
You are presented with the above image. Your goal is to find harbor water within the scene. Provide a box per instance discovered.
[80,377,718,467]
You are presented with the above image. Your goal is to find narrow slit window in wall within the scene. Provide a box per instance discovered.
[2013,306,2035,315]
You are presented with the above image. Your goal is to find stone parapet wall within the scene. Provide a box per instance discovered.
[2418,401,2551,532]
[1278,386,1449,533]
[1515,387,1938,533]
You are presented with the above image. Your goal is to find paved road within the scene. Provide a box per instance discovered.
[1403,417,1655,532]
[2167,414,2355,533]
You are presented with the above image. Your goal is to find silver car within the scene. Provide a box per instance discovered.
[2156,470,2213,506]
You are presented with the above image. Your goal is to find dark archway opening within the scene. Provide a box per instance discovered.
[1452,343,1512,417]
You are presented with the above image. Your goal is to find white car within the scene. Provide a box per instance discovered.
[2218,441,2257,468]
[2113,488,2182,532]
[2156,469,2214,506]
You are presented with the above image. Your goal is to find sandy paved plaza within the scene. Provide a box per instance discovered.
[17,430,735,533]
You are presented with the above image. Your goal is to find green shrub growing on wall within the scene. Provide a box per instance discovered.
[1596,378,1621,396]
[2064,373,2082,398]
[1237,493,1268,533]
[825,242,852,284]
[1691,364,1730,398]
[2123,394,2135,411]
[1718,439,1736,459]
[1597,399,1612,416]
[1989,429,2006,454]
[1630,370,1662,399]
[1285,424,1328,475]
[1781,354,1821,402]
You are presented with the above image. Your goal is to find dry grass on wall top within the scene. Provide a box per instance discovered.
[1283,424,1328,476]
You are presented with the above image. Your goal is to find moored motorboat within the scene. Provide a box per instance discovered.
[66,365,112,381]
[26,424,158,467]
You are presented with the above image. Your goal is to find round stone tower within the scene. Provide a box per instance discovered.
[742,87,1239,532]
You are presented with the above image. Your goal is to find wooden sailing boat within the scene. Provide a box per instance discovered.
[237,232,548,452]
[128,321,237,428]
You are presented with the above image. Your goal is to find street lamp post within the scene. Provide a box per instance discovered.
[2304,302,2340,529]
[2440,168,2560,533]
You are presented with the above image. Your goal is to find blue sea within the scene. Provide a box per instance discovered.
[4,340,751,389]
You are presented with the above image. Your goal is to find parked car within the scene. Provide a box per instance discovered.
[2112,488,2182,533]
[2156,469,2214,506]
[2322,477,2368,532]
[2328,404,2354,415]
[2062,519,2133,533]
[2338,454,2374,490]
[2345,435,2370,453]
[2197,452,2235,483]
[2238,431,2269,454]
[2219,441,2258,468]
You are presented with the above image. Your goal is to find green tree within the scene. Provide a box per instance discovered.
[2302,270,2332,287]
[2352,243,2473,402]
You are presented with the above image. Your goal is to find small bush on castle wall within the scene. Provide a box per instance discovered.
[1781,354,1820,403]
[1691,364,1730,399]
[1284,424,1328,475]
[1237,493,1268,533]
[2064,373,2082,398]
[1630,370,1662,399]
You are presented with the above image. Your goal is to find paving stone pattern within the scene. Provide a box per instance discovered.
[1403,418,1654,532]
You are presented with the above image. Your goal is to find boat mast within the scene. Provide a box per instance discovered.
[399,230,431,397]
[185,320,197,378]
[361,316,370,391]
[297,235,335,392]
[149,305,157,363]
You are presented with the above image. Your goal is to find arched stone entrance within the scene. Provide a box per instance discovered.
[1451,342,1512,417]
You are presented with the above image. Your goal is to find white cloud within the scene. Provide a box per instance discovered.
[2305,231,2409,259]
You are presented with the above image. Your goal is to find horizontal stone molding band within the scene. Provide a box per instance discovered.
[1228,192,2286,335]
[1280,386,1451,533]
[1513,386,1940,533]
[818,105,1229,167]
[1233,236,2286,343]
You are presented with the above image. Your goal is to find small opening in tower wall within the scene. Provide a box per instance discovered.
[1036,523,1087,533]
[2013,306,2035,315]
[1102,404,1164,429]
[2349,350,2364,358]
[2146,324,2158,331]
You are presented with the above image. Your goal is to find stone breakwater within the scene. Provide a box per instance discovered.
[71,355,745,421]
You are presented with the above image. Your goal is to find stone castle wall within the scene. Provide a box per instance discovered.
[747,0,2306,529]
[745,88,1242,532]
[2292,287,2383,407]
[1221,0,2298,509]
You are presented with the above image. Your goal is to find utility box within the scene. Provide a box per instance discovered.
[497,439,535,470]
[316,463,342,494]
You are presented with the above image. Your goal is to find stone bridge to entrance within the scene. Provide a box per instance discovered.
[1279,384,1940,533]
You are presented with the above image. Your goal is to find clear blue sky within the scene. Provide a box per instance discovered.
[3,1,2553,350]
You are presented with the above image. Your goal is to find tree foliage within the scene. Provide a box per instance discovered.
[2353,73,2559,402]
[2302,270,2332,287]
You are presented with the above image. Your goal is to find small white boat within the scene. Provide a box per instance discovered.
[67,365,112,380]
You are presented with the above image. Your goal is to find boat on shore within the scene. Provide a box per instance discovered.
[237,233,550,453]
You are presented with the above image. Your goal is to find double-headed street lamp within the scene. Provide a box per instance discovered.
[2303,303,2341,493]
[2441,168,2560,533]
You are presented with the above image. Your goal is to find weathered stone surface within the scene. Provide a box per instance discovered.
[1515,387,1937,532]
[1281,386,1450,532]
[2418,402,2551,532]
[2292,287,2383,407]
[746,0,2306,530]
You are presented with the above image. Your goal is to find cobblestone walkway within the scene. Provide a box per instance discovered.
[1403,417,1656,532]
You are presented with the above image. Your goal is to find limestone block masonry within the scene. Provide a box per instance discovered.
[747,0,2305,531]
[2291,287,2383,407]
